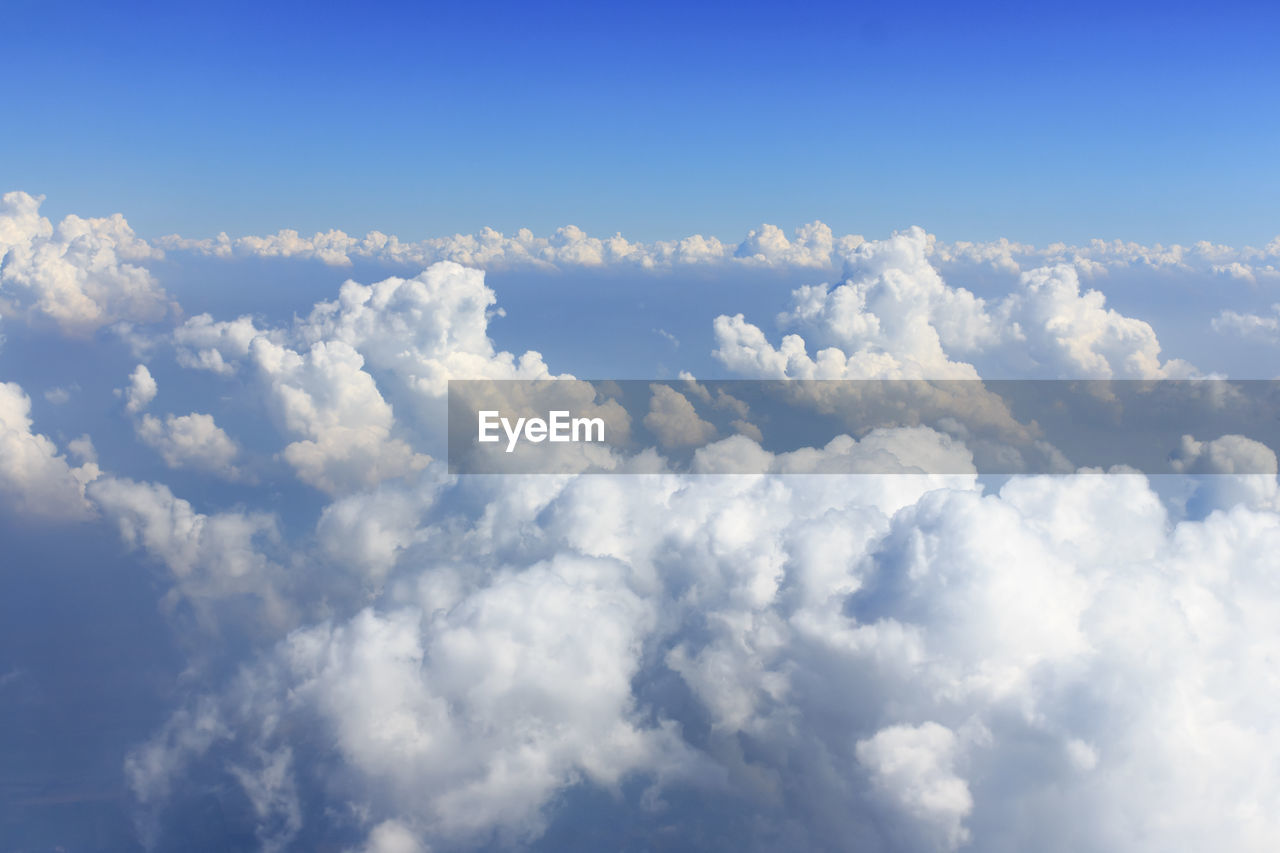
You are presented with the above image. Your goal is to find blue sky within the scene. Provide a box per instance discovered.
[6,0,1278,245]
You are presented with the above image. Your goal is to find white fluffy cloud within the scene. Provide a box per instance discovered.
[130,553,701,849]
[0,380,98,519]
[0,192,170,335]
[314,473,446,584]
[121,363,158,413]
[136,412,242,478]
[12,193,1280,852]
[169,262,565,491]
[295,262,557,401]
[998,264,1194,378]
[116,362,244,479]
[173,313,274,375]
[856,722,974,852]
[715,228,990,379]
[644,384,718,448]
[87,476,287,624]
[250,337,429,494]
[126,463,1280,851]
[714,227,1195,380]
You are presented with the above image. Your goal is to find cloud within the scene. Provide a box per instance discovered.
[355,820,428,853]
[117,362,245,479]
[689,428,976,476]
[12,193,1280,851]
[856,722,974,851]
[0,187,1265,291]
[1169,434,1279,513]
[86,476,287,625]
[161,223,736,270]
[170,263,565,490]
[1213,305,1280,342]
[151,210,1280,283]
[1171,434,1278,477]
[714,228,991,380]
[0,191,171,335]
[714,228,1195,380]
[293,262,557,402]
[43,385,73,404]
[999,264,1194,378]
[734,221,861,267]
[132,555,701,848]
[228,746,303,853]
[125,459,1280,851]
[248,337,429,494]
[0,380,98,519]
[136,412,243,478]
[120,363,158,413]
[314,472,446,584]
[644,384,718,448]
[173,313,275,375]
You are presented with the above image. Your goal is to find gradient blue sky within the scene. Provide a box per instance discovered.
[6,0,1278,245]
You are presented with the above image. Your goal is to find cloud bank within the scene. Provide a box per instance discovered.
[4,192,1280,852]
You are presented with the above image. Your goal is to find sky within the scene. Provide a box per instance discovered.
[6,3,1280,852]
[5,0,1279,246]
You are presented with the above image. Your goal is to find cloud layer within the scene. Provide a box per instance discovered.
[5,192,1280,852]
[155,213,1280,283]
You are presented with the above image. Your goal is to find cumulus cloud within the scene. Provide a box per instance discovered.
[96,221,1280,848]
[130,554,702,848]
[314,473,447,585]
[13,193,1280,852]
[689,428,976,476]
[295,262,557,401]
[714,228,990,379]
[87,476,287,625]
[733,221,861,267]
[856,722,974,851]
[116,361,245,479]
[714,228,1194,380]
[169,263,568,490]
[173,313,275,375]
[249,337,429,494]
[120,363,158,413]
[0,380,98,519]
[123,461,1280,851]
[644,384,718,448]
[1169,434,1279,513]
[136,412,243,478]
[998,264,1194,378]
[0,191,171,334]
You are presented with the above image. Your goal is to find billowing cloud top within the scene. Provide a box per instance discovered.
[5,192,1280,853]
